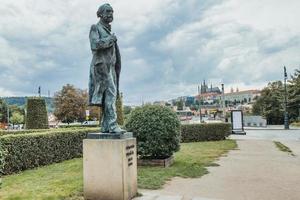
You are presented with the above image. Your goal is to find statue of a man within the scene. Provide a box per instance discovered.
[89,3,125,133]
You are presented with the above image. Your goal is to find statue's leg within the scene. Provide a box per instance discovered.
[100,91,109,133]
[104,84,118,132]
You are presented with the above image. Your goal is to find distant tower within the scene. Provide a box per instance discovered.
[48,90,50,98]
[236,87,239,92]
[203,80,207,93]
[210,83,213,92]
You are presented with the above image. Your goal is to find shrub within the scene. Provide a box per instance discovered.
[59,124,99,128]
[25,97,49,129]
[125,105,180,159]
[291,122,300,127]
[0,141,5,176]
[0,128,97,175]
[0,127,99,137]
[181,123,231,142]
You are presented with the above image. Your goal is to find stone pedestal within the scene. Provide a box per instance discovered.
[83,135,137,200]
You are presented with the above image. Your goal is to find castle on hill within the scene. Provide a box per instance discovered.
[199,80,221,94]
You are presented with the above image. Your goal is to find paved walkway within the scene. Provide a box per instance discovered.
[135,140,300,200]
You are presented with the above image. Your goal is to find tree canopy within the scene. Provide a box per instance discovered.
[54,84,88,123]
[253,68,300,124]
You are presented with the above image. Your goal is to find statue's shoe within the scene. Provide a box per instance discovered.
[109,127,126,134]
[101,128,109,133]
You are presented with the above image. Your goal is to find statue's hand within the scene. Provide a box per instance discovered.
[111,33,117,42]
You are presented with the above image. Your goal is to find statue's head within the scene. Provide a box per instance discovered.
[97,3,114,24]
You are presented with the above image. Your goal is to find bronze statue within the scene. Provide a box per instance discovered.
[89,3,125,133]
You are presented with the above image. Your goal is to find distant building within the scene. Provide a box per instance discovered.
[223,90,261,105]
[153,101,166,106]
[243,116,267,127]
[196,81,222,104]
[169,96,195,107]
[195,92,220,104]
[200,80,221,94]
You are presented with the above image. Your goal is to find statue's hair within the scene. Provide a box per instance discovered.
[97,3,112,18]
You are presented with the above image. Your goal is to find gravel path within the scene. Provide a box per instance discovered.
[138,140,300,200]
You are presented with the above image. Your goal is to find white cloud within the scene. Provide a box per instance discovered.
[0,0,299,104]
[0,87,14,96]
[158,0,300,92]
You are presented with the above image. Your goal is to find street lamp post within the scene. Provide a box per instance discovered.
[221,83,225,121]
[198,86,202,123]
[284,66,289,130]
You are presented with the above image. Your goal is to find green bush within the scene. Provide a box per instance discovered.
[0,141,5,177]
[59,124,99,128]
[0,127,99,137]
[25,97,49,129]
[291,122,300,127]
[125,105,180,159]
[181,123,231,142]
[0,128,96,175]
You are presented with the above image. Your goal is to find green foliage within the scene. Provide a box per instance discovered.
[0,140,6,179]
[1,97,54,113]
[0,136,6,187]
[54,84,88,123]
[0,158,83,200]
[176,99,184,110]
[0,99,8,123]
[253,69,300,124]
[288,69,300,121]
[252,81,284,124]
[274,141,295,156]
[10,112,24,125]
[116,93,124,125]
[0,128,95,175]
[181,123,231,142]
[123,105,132,115]
[0,127,98,137]
[125,105,181,159]
[291,122,300,127]
[25,97,49,129]
[59,124,99,128]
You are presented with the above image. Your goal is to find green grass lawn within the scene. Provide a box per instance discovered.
[0,140,236,200]
[291,122,300,127]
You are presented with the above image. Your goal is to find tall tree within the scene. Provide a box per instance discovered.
[288,69,300,121]
[54,84,88,123]
[89,106,101,121]
[252,81,284,124]
[176,99,184,110]
[10,112,24,126]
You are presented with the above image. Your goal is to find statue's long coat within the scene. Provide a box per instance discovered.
[88,21,121,106]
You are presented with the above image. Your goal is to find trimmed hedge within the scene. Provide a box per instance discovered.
[59,124,99,128]
[125,105,181,159]
[181,123,231,142]
[0,128,97,175]
[25,97,49,129]
[0,127,99,137]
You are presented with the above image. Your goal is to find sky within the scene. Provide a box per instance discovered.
[0,0,300,105]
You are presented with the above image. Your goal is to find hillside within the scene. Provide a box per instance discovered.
[0,97,54,113]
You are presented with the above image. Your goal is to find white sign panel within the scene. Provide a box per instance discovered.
[232,111,243,130]
[85,110,90,117]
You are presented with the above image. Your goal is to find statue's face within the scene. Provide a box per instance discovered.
[101,6,114,24]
